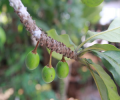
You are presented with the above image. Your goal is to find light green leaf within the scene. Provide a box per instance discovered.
[88,18,120,42]
[92,50,120,86]
[88,65,109,100]
[78,44,120,57]
[47,29,76,60]
[82,5,102,24]
[86,60,120,100]
[83,44,120,51]
[81,0,103,7]
[75,18,120,51]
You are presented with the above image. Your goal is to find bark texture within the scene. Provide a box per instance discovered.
[9,0,78,60]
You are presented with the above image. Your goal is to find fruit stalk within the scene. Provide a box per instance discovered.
[9,0,78,60]
[32,41,39,54]
[48,50,53,68]
[61,56,66,62]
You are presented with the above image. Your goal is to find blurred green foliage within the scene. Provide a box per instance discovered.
[78,66,91,84]
[81,0,104,7]
[0,0,102,99]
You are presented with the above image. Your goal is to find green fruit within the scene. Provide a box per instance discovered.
[56,61,69,79]
[42,66,55,83]
[25,51,40,70]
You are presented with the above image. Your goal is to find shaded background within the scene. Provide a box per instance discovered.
[0,0,120,100]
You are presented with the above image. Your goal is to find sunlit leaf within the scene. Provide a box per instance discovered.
[88,18,120,42]
[82,5,102,24]
[81,0,103,7]
[83,44,120,51]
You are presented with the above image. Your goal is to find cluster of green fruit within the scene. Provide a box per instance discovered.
[25,42,69,83]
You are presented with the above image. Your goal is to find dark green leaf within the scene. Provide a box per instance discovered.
[86,60,120,100]
[104,51,120,65]
[88,66,109,100]
[92,50,120,86]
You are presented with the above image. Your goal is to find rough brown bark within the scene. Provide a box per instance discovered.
[9,0,78,60]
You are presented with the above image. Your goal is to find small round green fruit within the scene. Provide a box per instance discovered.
[25,51,40,70]
[42,66,55,83]
[56,61,69,79]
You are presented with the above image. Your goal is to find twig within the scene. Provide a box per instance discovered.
[9,0,78,60]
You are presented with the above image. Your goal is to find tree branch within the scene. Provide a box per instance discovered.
[9,0,78,60]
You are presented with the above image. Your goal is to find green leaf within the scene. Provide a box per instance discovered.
[82,5,102,24]
[47,29,76,60]
[86,60,120,100]
[92,50,120,86]
[78,44,120,57]
[88,18,120,42]
[88,66,109,100]
[104,51,120,65]
[81,0,103,7]
[83,44,120,51]
[0,27,6,45]
[75,18,120,51]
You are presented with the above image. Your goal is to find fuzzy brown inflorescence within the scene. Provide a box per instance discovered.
[9,0,78,60]
[39,32,78,60]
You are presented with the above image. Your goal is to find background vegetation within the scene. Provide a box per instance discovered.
[0,0,116,100]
